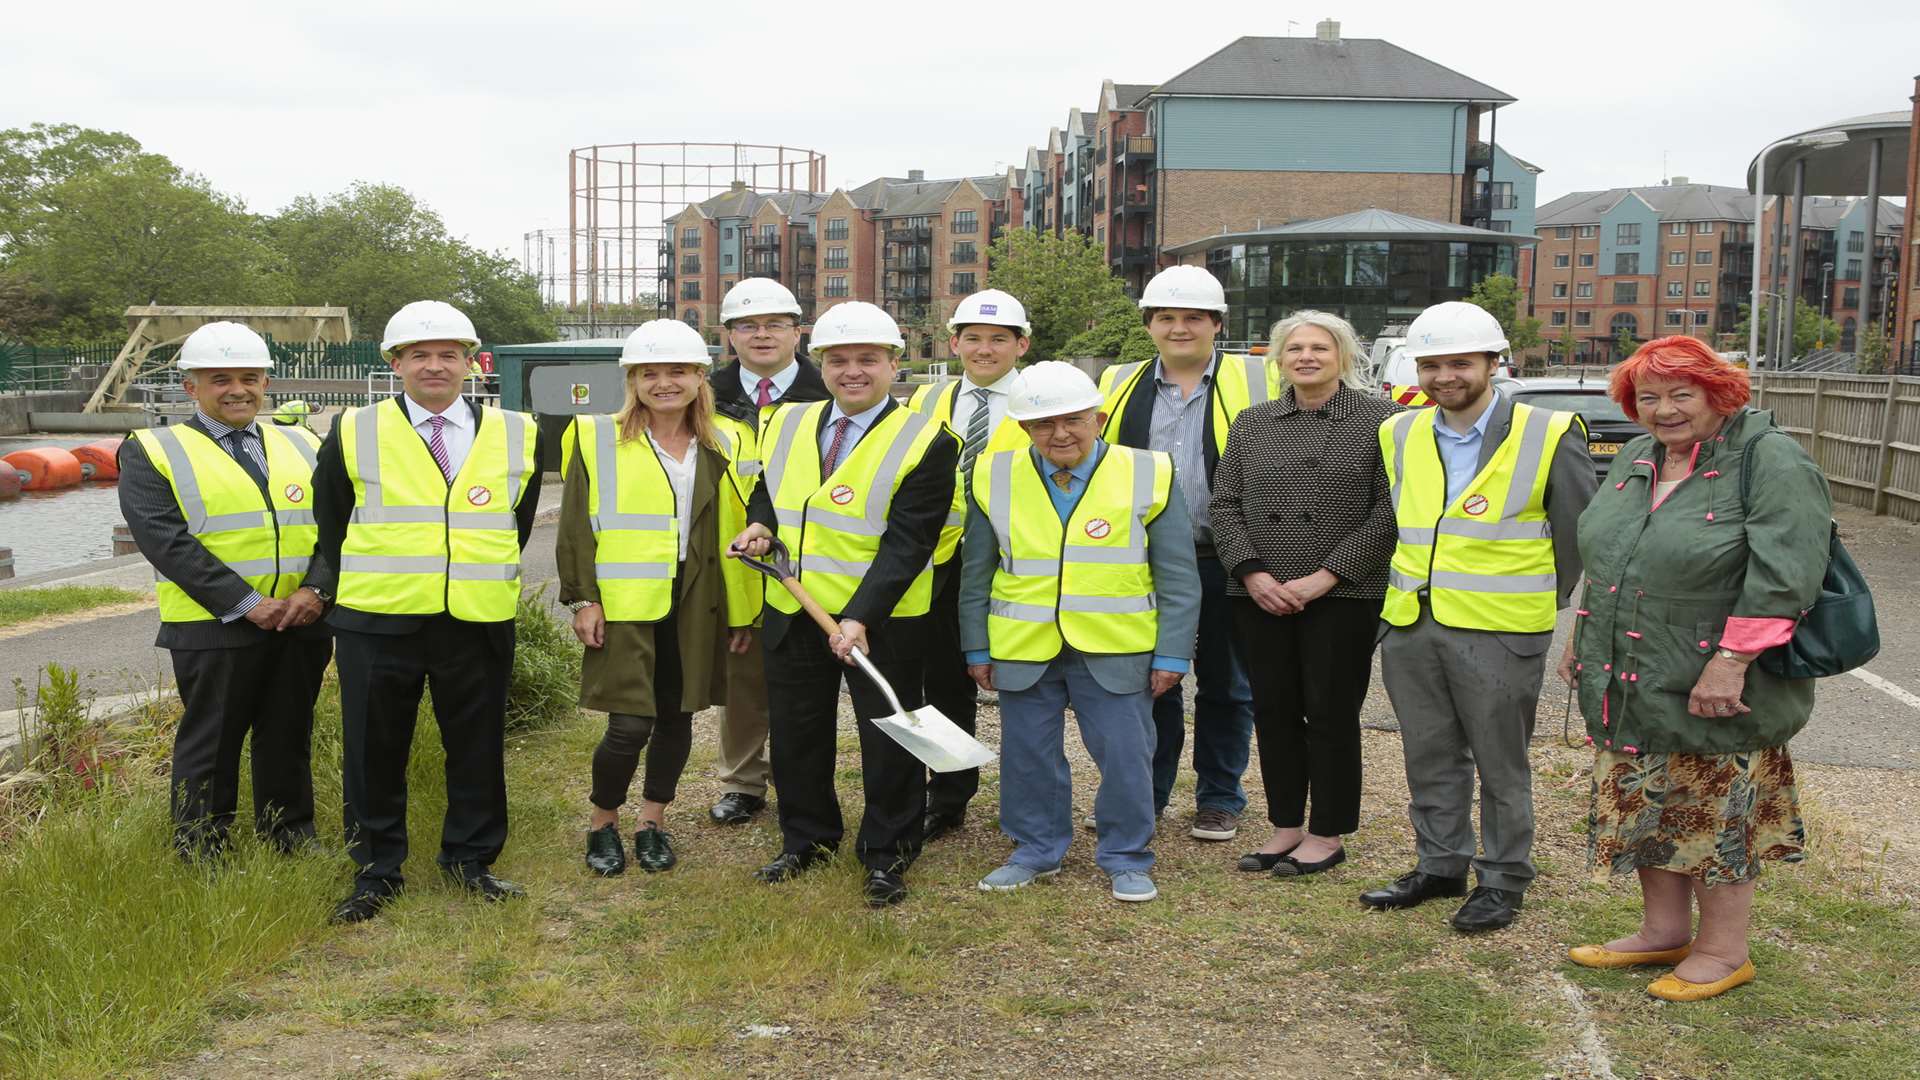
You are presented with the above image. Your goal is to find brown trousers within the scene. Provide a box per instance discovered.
[714,628,771,796]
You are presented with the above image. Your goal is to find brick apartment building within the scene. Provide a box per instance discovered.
[661,170,1024,359]
[1527,182,1902,363]
[1018,20,1538,300]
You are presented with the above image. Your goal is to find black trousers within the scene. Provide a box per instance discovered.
[168,634,332,856]
[336,616,512,891]
[765,616,927,872]
[922,565,980,817]
[1233,595,1379,837]
[589,609,692,809]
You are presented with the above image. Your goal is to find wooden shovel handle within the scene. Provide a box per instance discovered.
[779,577,844,639]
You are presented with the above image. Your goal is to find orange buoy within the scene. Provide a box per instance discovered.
[71,438,124,481]
[3,447,84,491]
[0,464,19,499]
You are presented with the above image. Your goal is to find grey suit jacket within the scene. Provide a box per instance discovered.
[958,445,1203,696]
[117,416,329,651]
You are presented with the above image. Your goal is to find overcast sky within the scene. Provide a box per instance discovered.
[6,0,1916,277]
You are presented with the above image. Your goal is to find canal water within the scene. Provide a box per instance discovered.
[1,435,125,578]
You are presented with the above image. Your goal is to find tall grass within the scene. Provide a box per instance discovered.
[0,585,142,627]
[507,586,582,733]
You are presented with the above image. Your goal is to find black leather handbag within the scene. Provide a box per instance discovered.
[1741,430,1880,679]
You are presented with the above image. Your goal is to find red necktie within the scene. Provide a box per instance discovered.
[822,417,853,474]
[755,377,775,408]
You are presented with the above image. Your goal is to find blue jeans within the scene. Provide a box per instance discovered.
[1152,555,1254,815]
[997,650,1156,875]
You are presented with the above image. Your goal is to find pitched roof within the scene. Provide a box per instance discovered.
[1112,83,1156,110]
[690,187,827,220]
[1164,207,1533,256]
[1534,185,1902,234]
[1149,35,1513,103]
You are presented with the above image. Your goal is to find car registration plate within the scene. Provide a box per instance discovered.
[1589,442,1621,456]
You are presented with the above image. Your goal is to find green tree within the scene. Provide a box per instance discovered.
[7,154,279,340]
[1858,322,1890,375]
[1731,298,1841,362]
[1613,323,1639,361]
[1553,324,1579,363]
[1061,293,1157,363]
[0,123,144,250]
[985,228,1132,361]
[1465,272,1543,353]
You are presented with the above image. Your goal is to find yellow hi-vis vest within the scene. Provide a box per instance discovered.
[974,444,1172,661]
[133,423,321,623]
[559,414,760,628]
[706,412,765,624]
[907,378,1023,565]
[1096,352,1280,454]
[338,398,535,621]
[758,400,950,619]
[1379,401,1578,633]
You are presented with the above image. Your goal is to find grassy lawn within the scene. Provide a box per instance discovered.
[0,585,143,627]
[2,679,1916,1078]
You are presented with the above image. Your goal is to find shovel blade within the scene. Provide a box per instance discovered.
[869,707,997,773]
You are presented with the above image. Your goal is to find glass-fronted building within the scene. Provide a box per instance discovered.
[1164,208,1533,344]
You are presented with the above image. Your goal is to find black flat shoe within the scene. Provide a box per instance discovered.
[755,850,827,884]
[1270,847,1346,878]
[633,824,677,873]
[1359,870,1469,910]
[444,863,526,902]
[331,886,400,925]
[922,810,964,843]
[1237,844,1300,872]
[863,869,907,907]
[586,824,626,876]
[1450,886,1524,933]
[710,792,766,825]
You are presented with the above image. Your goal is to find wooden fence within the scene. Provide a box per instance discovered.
[1755,373,1920,523]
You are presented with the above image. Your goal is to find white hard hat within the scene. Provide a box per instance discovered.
[621,319,714,367]
[720,277,803,324]
[1401,301,1510,360]
[177,321,273,370]
[808,301,905,357]
[1006,361,1105,422]
[947,289,1032,335]
[1138,265,1228,313]
[381,300,481,360]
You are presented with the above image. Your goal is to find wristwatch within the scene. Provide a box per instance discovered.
[303,584,333,603]
[1716,647,1752,663]
[566,600,600,614]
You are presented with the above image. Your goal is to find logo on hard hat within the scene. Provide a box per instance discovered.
[467,485,493,507]
[283,483,305,503]
[830,484,856,505]
[979,303,998,315]
[1084,518,1112,540]
[1462,494,1489,516]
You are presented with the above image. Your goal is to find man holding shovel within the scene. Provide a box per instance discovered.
[729,301,960,908]
[960,362,1200,903]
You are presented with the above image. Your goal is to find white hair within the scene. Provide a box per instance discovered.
[1267,310,1371,392]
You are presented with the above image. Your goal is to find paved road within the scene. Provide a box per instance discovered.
[5,509,1918,769]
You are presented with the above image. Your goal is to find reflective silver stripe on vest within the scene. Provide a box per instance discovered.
[448,512,517,530]
[1059,593,1155,614]
[585,417,677,533]
[1004,557,1062,575]
[156,555,285,581]
[776,508,805,530]
[946,509,967,528]
[594,562,675,580]
[1389,569,1427,593]
[1398,520,1552,545]
[501,409,528,509]
[267,425,319,471]
[986,451,1017,571]
[450,562,521,581]
[340,554,445,573]
[989,599,1056,622]
[280,556,311,576]
[795,409,936,542]
[351,506,443,524]
[1239,354,1270,407]
[1429,570,1557,593]
[760,402,811,501]
[1500,405,1555,520]
[1063,545,1146,565]
[146,427,251,535]
[276,510,316,528]
[1128,447,1157,548]
[352,402,388,511]
[713,428,734,456]
[1388,412,1413,512]
[799,554,872,577]
[736,459,763,477]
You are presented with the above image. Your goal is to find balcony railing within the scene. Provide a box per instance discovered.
[884,284,932,302]
[884,254,930,270]
[1118,135,1156,161]
[796,231,817,247]
[745,233,781,250]
[885,223,932,241]
[949,249,978,265]
[1095,145,1108,164]
[680,256,701,273]
[1093,196,1106,213]
[657,239,675,256]
[679,283,701,300]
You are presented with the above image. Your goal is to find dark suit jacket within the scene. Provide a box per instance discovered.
[710,358,830,428]
[306,397,543,644]
[1109,352,1225,489]
[117,414,330,651]
[745,398,960,649]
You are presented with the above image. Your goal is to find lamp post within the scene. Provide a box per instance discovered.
[1820,261,1835,319]
[1750,130,1849,368]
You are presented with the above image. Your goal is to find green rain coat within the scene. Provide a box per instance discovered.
[1571,407,1831,755]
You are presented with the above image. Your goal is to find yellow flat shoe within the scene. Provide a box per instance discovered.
[1647,959,1756,1001]
[1568,943,1692,969]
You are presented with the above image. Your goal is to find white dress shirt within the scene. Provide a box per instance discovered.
[950,367,1019,437]
[401,394,476,478]
[650,433,698,561]
[738,359,800,405]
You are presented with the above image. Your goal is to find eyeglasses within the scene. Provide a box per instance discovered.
[731,320,796,335]
[1025,416,1094,437]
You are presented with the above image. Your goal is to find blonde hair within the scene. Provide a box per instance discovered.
[615,364,721,450]
[1267,310,1370,393]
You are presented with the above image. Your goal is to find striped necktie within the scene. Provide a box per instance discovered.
[821,416,853,475]
[960,387,992,473]
[426,414,452,481]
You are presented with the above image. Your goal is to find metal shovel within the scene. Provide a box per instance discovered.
[732,537,997,773]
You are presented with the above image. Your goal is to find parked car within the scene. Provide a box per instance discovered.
[1375,341,1517,404]
[1500,377,1639,482]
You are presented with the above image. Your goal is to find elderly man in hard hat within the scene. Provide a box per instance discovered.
[118,321,331,860]
[704,277,831,827]
[961,361,1200,902]
[905,288,1033,843]
[729,301,960,908]
[1096,264,1271,843]
[1362,301,1595,932]
[305,300,543,924]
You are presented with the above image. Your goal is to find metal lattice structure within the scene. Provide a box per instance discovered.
[527,142,827,314]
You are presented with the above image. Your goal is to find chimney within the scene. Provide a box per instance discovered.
[1671,175,1689,186]
[907,169,926,182]
[1316,18,1340,43]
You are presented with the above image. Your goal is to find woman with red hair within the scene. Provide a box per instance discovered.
[1556,336,1831,1001]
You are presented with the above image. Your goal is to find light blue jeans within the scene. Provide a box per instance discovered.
[998,650,1156,875]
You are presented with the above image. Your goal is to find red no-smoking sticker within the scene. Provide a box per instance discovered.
[283,483,305,503]
[1462,494,1489,516]
[467,485,493,507]
[830,484,856,505]
[1084,518,1112,539]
